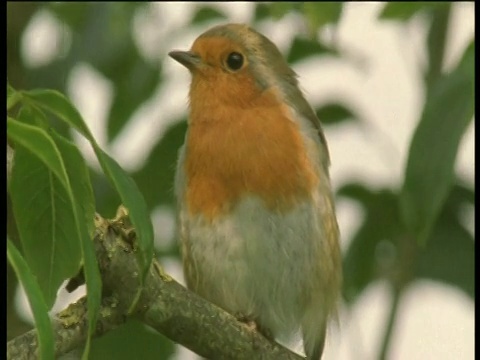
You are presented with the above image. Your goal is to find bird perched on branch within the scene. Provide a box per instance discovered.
[170,23,341,359]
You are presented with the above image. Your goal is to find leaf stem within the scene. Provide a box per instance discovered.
[426,3,452,87]
[378,285,403,360]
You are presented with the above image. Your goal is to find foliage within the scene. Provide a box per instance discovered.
[7,2,474,359]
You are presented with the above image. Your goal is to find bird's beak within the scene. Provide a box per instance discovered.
[168,50,202,70]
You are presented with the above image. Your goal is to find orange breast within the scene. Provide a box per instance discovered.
[184,88,319,221]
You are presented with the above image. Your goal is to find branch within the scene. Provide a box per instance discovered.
[7,207,304,360]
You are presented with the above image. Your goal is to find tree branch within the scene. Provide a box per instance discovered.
[7,207,304,360]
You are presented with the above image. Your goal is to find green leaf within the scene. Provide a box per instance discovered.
[270,3,299,20]
[316,103,357,125]
[253,2,302,22]
[7,83,21,111]
[20,104,50,130]
[74,3,147,80]
[417,216,474,298]
[425,4,451,87]
[22,89,154,277]
[89,168,121,218]
[50,130,96,237]
[7,117,71,195]
[96,150,154,275]
[457,40,474,78]
[253,3,271,21]
[7,114,101,358]
[78,203,102,360]
[22,89,93,138]
[415,184,474,298]
[106,61,160,142]
[339,184,403,303]
[379,2,444,21]
[10,145,82,306]
[400,43,474,245]
[287,36,335,63]
[133,120,188,209]
[433,182,474,214]
[7,240,55,360]
[302,2,343,34]
[48,2,91,31]
[191,6,227,24]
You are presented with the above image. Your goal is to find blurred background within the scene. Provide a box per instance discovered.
[7,2,474,360]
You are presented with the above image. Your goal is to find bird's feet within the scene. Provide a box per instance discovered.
[234,312,274,341]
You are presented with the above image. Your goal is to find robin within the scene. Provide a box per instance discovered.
[169,23,341,359]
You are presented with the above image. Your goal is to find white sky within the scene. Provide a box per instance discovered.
[18,2,474,360]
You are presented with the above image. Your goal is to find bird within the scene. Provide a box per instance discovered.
[169,23,342,359]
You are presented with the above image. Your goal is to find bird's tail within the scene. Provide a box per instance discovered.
[303,323,326,360]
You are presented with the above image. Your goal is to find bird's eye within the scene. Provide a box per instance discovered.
[226,52,244,71]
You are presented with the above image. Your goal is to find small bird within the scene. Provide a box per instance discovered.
[169,23,341,359]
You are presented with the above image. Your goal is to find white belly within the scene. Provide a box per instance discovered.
[179,193,327,337]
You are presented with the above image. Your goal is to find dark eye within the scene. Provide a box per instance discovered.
[226,52,244,71]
